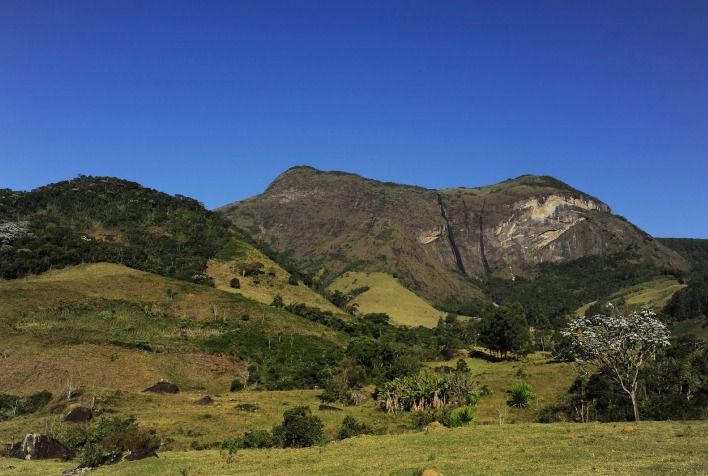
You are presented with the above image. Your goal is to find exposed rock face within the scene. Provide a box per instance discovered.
[219,167,688,303]
[21,433,71,460]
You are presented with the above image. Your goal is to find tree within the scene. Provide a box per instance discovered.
[478,303,533,359]
[561,309,670,421]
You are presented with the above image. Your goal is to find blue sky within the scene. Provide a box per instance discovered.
[1,1,706,238]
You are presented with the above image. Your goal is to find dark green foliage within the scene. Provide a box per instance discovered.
[202,328,343,390]
[271,406,325,448]
[659,238,708,272]
[436,297,489,317]
[288,274,299,285]
[478,303,533,359]
[79,417,159,467]
[664,277,708,320]
[455,358,470,373]
[0,176,231,281]
[337,416,374,439]
[229,379,244,392]
[507,383,536,408]
[484,252,669,313]
[222,429,275,454]
[409,405,475,429]
[0,390,52,420]
[567,336,708,422]
[271,294,284,308]
[536,404,571,423]
[229,277,240,289]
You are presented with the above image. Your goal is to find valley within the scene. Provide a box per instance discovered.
[1,170,707,475]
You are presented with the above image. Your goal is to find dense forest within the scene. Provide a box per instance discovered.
[0,176,231,281]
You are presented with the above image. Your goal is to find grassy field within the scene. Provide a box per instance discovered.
[0,351,577,453]
[2,420,706,475]
[329,272,445,327]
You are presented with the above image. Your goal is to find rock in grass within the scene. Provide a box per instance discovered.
[21,434,71,460]
[64,406,93,422]
[143,380,179,394]
[196,396,214,405]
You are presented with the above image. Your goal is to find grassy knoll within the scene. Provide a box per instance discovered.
[0,263,344,397]
[206,239,343,314]
[329,272,445,327]
[3,420,706,475]
[576,276,686,316]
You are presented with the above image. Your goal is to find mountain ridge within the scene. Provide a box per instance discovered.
[220,166,688,306]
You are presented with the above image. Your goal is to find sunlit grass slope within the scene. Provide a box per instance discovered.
[329,272,445,327]
[0,263,342,396]
[206,239,343,314]
[576,276,686,316]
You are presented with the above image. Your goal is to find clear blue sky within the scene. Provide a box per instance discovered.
[1,1,706,238]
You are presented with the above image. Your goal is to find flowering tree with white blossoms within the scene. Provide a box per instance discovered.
[562,309,670,422]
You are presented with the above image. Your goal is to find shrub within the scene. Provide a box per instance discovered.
[447,405,475,427]
[536,404,570,423]
[271,295,284,308]
[230,379,244,392]
[79,417,159,467]
[508,383,536,408]
[271,406,324,448]
[288,274,299,286]
[229,278,240,289]
[337,416,373,439]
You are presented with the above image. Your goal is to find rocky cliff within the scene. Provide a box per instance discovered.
[219,167,688,304]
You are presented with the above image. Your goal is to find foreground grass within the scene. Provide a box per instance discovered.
[329,272,444,327]
[2,420,706,475]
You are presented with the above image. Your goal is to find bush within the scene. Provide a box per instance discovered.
[288,274,299,286]
[536,404,570,423]
[229,277,240,289]
[447,405,475,427]
[230,379,244,392]
[271,406,324,448]
[337,416,373,439]
[508,383,536,408]
[79,417,159,467]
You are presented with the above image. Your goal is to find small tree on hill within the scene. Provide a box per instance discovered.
[561,309,670,422]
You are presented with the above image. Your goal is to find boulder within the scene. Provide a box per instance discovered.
[195,396,213,405]
[143,380,179,394]
[21,433,71,460]
[65,406,93,423]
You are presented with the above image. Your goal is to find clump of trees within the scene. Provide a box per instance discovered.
[222,406,325,452]
[0,176,231,281]
[477,303,533,359]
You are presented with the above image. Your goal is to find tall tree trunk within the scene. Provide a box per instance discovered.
[630,390,640,422]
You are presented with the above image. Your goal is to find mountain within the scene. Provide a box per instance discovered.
[219,166,689,307]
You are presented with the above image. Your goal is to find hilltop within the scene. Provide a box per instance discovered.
[219,167,688,309]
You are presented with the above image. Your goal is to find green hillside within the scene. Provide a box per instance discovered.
[0,176,231,281]
[0,263,344,395]
[329,272,445,327]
